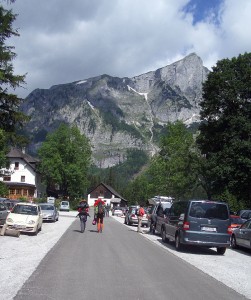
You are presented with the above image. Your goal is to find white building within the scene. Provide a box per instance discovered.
[0,148,46,200]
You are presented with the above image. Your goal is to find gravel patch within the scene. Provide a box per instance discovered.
[112,215,251,299]
[0,211,77,300]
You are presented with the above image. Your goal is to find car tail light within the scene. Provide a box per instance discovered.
[183,221,190,230]
[227,226,232,234]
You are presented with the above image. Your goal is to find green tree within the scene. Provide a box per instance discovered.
[123,174,150,205]
[197,53,251,206]
[148,121,200,200]
[0,1,27,135]
[0,128,7,167]
[0,128,8,195]
[38,124,92,200]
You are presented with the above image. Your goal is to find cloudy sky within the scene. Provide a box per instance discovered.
[5,0,251,98]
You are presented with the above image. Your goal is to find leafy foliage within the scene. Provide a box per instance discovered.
[147,121,201,200]
[197,53,251,206]
[0,181,8,196]
[38,124,92,199]
[0,128,7,167]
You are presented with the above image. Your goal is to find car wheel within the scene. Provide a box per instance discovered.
[230,235,238,249]
[217,247,226,255]
[39,224,42,232]
[161,227,167,243]
[175,234,182,251]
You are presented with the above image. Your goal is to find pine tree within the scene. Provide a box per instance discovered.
[0,1,27,135]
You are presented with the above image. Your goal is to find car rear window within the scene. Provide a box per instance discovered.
[61,201,69,206]
[189,202,229,220]
[40,205,54,210]
[230,216,244,224]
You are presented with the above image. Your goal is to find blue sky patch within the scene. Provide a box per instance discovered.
[183,0,223,25]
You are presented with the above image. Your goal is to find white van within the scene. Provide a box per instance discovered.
[59,201,70,212]
[47,197,55,204]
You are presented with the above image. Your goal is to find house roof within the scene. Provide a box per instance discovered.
[89,182,127,202]
[7,148,39,171]
[4,182,36,188]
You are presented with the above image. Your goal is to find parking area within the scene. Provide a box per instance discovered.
[112,215,251,299]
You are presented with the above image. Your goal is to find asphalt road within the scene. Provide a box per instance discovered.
[14,215,246,300]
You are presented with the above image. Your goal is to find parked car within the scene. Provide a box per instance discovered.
[236,209,251,216]
[0,199,20,212]
[39,203,59,222]
[228,215,245,234]
[124,205,148,227]
[156,200,231,255]
[240,210,251,222]
[147,202,172,234]
[5,202,43,235]
[231,219,251,250]
[0,202,8,226]
[59,201,70,212]
[112,207,124,216]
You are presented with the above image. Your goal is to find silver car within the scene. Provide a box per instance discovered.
[39,203,59,222]
[124,206,148,227]
[231,219,251,250]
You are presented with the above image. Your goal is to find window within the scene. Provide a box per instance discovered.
[15,162,19,170]
[16,189,21,195]
[21,176,25,182]
[3,176,11,181]
[189,202,228,220]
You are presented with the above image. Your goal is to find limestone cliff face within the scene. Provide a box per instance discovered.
[21,53,209,167]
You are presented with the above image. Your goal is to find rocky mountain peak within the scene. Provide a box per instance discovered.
[21,53,209,168]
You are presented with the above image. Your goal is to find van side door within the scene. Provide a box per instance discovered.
[155,204,165,234]
[165,202,187,241]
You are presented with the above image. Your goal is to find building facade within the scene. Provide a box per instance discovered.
[87,182,127,207]
[0,148,46,200]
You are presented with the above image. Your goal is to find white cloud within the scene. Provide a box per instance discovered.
[4,0,251,98]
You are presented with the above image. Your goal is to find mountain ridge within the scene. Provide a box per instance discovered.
[21,53,210,167]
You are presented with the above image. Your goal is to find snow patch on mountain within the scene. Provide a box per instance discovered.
[127,85,148,100]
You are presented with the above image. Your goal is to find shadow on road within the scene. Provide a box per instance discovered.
[155,237,224,255]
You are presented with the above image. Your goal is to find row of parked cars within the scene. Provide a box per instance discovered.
[122,200,251,255]
[0,198,62,236]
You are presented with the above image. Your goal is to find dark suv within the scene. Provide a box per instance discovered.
[156,200,230,255]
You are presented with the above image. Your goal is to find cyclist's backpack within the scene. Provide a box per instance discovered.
[98,202,104,214]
